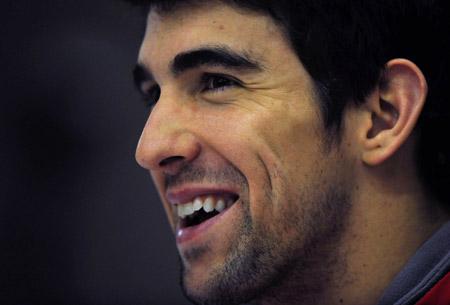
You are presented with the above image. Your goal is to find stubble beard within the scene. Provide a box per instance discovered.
[179,162,352,305]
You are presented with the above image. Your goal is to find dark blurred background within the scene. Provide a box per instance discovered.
[1,1,190,304]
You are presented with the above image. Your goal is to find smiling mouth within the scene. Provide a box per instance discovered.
[176,193,239,228]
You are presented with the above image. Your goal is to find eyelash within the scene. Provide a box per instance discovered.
[142,85,161,109]
[200,73,240,93]
[142,73,240,108]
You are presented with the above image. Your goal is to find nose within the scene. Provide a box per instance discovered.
[135,97,201,175]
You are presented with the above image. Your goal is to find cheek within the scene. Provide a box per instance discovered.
[190,105,266,168]
[189,100,325,220]
[246,115,328,227]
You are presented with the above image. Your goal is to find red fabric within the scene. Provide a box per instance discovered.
[415,271,450,305]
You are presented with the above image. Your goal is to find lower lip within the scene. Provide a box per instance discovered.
[176,202,237,244]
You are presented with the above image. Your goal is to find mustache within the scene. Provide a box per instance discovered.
[164,163,247,190]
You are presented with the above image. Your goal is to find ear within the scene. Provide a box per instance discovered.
[362,59,428,166]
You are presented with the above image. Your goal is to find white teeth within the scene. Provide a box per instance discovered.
[177,205,186,218]
[203,196,215,212]
[176,195,237,218]
[178,205,185,218]
[215,199,225,212]
[183,202,194,217]
[193,197,203,211]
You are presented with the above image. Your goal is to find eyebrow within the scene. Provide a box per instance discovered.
[133,45,263,90]
[170,45,263,76]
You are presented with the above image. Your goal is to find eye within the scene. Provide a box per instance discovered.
[142,85,161,108]
[201,73,240,93]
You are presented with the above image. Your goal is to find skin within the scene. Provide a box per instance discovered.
[135,3,450,305]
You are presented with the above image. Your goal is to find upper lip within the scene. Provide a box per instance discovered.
[166,184,240,205]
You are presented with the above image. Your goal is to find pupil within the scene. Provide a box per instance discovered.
[212,77,228,88]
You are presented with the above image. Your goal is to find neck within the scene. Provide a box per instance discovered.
[324,154,449,305]
[328,189,446,305]
[256,157,449,305]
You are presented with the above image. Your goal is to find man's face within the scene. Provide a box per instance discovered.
[136,3,354,305]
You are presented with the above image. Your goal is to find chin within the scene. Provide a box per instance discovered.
[179,256,259,305]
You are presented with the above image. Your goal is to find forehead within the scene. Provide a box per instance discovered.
[138,3,292,73]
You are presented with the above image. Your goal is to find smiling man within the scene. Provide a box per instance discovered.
[130,1,450,305]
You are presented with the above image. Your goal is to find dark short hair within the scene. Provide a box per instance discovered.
[128,0,450,205]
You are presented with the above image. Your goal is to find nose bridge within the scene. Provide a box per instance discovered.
[136,94,200,172]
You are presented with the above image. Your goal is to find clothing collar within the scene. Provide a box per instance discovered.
[377,221,450,305]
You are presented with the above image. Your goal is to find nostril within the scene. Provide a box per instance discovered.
[159,156,185,167]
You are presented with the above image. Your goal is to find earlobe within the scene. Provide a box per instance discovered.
[362,59,428,166]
